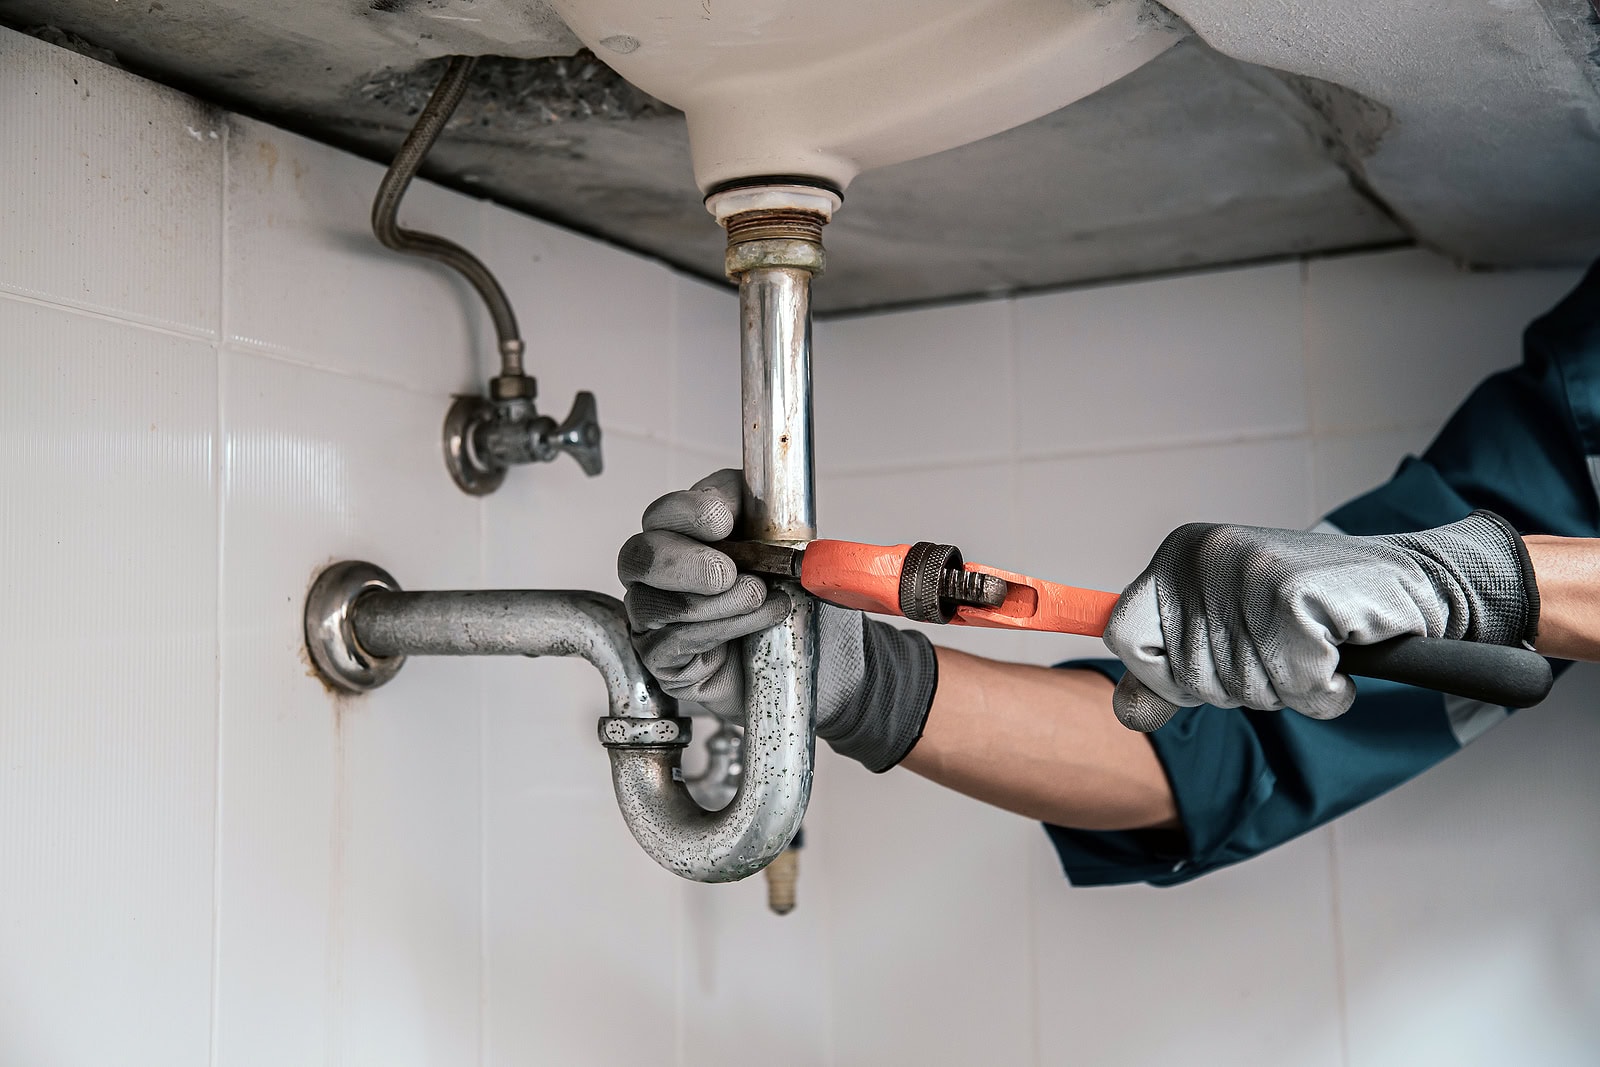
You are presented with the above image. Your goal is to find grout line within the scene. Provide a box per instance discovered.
[218,338,501,403]
[1005,297,1028,659]
[475,195,493,1067]
[818,425,1317,480]
[674,440,741,466]
[1299,257,1319,468]
[476,490,491,1067]
[0,287,219,345]
[811,768,839,1067]
[667,271,682,451]
[1298,264,1325,525]
[1007,295,1041,1066]
[1328,825,1352,1067]
[1025,831,1042,1067]
[205,118,231,1067]
[1309,419,1444,442]
[1004,296,1021,463]
[214,340,677,446]
[1012,426,1310,464]
[1304,441,1321,528]
[674,869,686,1067]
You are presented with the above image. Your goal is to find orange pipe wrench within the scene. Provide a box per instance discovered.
[715,538,1555,709]
[717,539,1118,636]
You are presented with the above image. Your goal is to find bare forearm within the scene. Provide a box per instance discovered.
[1527,535,1600,660]
[899,646,1179,831]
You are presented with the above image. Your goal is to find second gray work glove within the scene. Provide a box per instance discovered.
[1103,510,1540,731]
[617,469,939,773]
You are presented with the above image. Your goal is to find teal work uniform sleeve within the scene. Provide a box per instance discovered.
[1044,261,1600,888]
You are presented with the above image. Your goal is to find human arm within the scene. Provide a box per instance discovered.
[902,647,1178,831]
[1526,535,1600,660]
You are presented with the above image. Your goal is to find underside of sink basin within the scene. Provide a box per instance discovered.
[549,0,1183,193]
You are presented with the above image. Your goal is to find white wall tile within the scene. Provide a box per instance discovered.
[214,350,482,1067]
[675,274,742,457]
[337,664,485,1066]
[680,858,833,1067]
[1033,829,1344,1067]
[815,299,1014,474]
[0,33,223,336]
[1310,426,1437,520]
[673,445,742,489]
[812,748,1037,1067]
[0,298,218,1065]
[1015,262,1307,456]
[483,795,682,1066]
[1305,251,1580,435]
[1335,666,1600,1067]
[483,203,676,441]
[225,118,483,393]
[1013,438,1315,666]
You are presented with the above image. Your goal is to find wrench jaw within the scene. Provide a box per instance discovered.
[938,568,1010,610]
[718,537,1011,622]
[715,539,805,579]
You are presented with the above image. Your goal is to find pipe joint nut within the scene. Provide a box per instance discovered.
[725,239,826,278]
[598,715,693,748]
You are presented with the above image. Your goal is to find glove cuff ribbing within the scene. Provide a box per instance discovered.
[1384,509,1540,648]
[1475,510,1541,647]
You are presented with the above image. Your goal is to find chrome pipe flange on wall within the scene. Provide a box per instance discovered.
[442,395,509,496]
[304,560,406,692]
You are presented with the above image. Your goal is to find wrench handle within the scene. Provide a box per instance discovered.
[950,567,1553,709]
[1336,636,1552,709]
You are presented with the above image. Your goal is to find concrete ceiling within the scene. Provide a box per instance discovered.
[8,1,1600,314]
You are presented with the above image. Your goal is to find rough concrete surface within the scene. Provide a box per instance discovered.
[4,0,1599,312]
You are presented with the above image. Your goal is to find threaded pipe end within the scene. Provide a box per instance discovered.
[764,846,800,915]
[722,208,827,277]
[724,208,825,246]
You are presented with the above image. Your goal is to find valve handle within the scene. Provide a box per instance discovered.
[556,391,604,476]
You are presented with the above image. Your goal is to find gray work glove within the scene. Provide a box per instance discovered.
[617,469,939,772]
[1103,510,1540,731]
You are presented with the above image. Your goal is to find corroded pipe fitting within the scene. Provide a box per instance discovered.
[764,846,800,916]
[708,182,838,278]
[722,208,827,276]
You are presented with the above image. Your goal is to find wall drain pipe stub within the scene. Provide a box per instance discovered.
[304,561,406,692]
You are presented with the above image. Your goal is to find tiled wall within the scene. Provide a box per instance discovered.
[4,26,1597,1067]
[0,28,794,1067]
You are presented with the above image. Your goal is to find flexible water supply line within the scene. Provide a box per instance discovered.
[371,55,602,492]
[371,55,524,378]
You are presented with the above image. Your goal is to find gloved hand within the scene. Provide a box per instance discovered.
[1103,510,1540,731]
[617,469,939,772]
